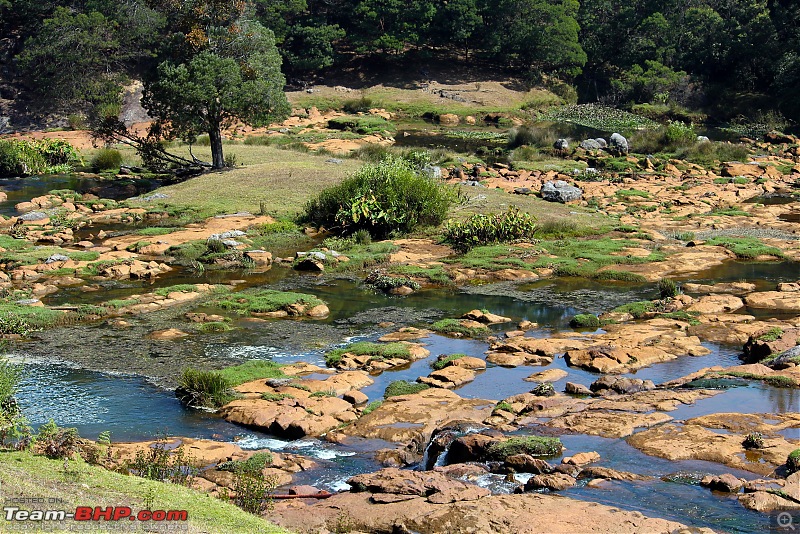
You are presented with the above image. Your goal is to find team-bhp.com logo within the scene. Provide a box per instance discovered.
[4,506,188,522]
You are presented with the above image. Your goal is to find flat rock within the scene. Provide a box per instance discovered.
[525,369,568,383]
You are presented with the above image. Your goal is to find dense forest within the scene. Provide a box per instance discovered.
[1,0,798,124]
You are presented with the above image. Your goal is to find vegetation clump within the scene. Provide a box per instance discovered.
[569,314,600,328]
[303,156,453,238]
[485,436,563,461]
[430,318,490,338]
[325,341,411,367]
[431,353,466,370]
[658,278,680,298]
[443,206,538,253]
[175,368,236,409]
[213,289,324,315]
[0,139,80,177]
[327,116,395,135]
[91,148,123,170]
[705,237,784,259]
[787,449,800,474]
[758,328,784,342]
[742,432,765,450]
[383,380,430,398]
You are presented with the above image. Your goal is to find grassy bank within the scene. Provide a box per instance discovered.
[0,450,288,534]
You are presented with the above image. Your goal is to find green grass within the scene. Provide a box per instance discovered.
[713,177,750,185]
[721,371,796,388]
[492,401,516,414]
[531,237,663,281]
[703,207,752,217]
[384,380,430,398]
[537,104,659,132]
[431,353,467,370]
[443,244,534,271]
[154,284,198,297]
[705,237,784,259]
[197,321,232,333]
[0,451,288,534]
[0,236,100,267]
[327,116,396,135]
[485,436,563,460]
[389,265,452,285]
[105,298,140,309]
[212,289,324,315]
[325,341,411,367]
[660,311,701,326]
[430,318,490,338]
[569,314,600,328]
[361,400,383,415]
[758,327,784,342]
[0,303,67,332]
[260,392,295,401]
[616,189,651,199]
[788,449,800,474]
[215,360,286,386]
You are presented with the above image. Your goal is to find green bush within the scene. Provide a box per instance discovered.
[569,314,600,328]
[342,97,373,113]
[443,207,537,253]
[303,156,454,238]
[91,148,123,171]
[384,380,430,398]
[0,139,78,177]
[175,368,235,408]
[658,278,680,298]
[664,120,696,146]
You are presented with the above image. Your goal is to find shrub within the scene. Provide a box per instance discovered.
[787,449,800,474]
[91,148,123,171]
[35,420,81,460]
[384,380,430,398]
[217,452,273,475]
[658,278,680,298]
[0,358,28,447]
[175,368,235,408]
[342,97,373,113]
[303,156,453,238]
[443,207,537,253]
[127,436,197,485]
[664,120,696,146]
[569,314,600,328]
[530,383,556,396]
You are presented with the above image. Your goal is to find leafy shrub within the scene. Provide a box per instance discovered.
[443,207,537,253]
[175,368,235,408]
[127,436,198,485]
[35,420,81,460]
[664,120,696,146]
[384,380,430,398]
[0,313,35,337]
[569,314,600,328]
[658,278,680,298]
[91,148,123,170]
[303,156,453,238]
[0,139,80,177]
[0,358,29,447]
[342,97,373,113]
[787,449,800,474]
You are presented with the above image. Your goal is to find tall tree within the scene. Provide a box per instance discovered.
[142,19,290,168]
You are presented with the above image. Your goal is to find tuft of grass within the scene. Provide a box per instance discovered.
[611,301,656,319]
[431,318,490,338]
[659,311,701,326]
[758,327,784,342]
[492,401,516,414]
[154,284,198,297]
[260,392,295,402]
[105,298,140,309]
[198,321,232,333]
[215,360,286,386]
[136,227,176,236]
[325,341,411,367]
[389,265,452,285]
[431,353,467,370]
[176,368,235,408]
[361,400,383,415]
[485,436,563,460]
[616,189,651,199]
[705,237,784,259]
[658,278,680,298]
[722,371,795,388]
[384,380,430,398]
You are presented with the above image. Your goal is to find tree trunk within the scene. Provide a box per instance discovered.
[209,126,224,169]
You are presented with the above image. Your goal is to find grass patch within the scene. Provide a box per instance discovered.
[154,284,198,297]
[537,104,658,132]
[704,207,752,217]
[0,451,288,533]
[325,341,411,367]
[176,368,235,408]
[705,237,784,259]
[197,321,232,333]
[443,244,534,271]
[384,380,430,398]
[492,401,516,414]
[0,303,66,334]
[327,116,396,135]
[758,327,784,342]
[485,436,563,460]
[212,289,324,315]
[660,311,701,326]
[616,189,651,199]
[430,318,490,338]
[788,449,800,474]
[389,265,452,285]
[215,360,286,386]
[722,371,796,388]
[431,353,466,370]
[105,298,140,309]
[361,400,383,415]
[260,392,295,402]
[569,314,600,328]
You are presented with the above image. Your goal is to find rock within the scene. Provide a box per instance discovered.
[745,291,800,312]
[743,327,799,362]
[589,376,655,395]
[580,139,602,150]
[348,468,489,503]
[525,369,567,383]
[45,254,69,264]
[524,473,576,491]
[564,382,592,396]
[546,411,673,439]
[148,328,190,340]
[700,473,745,493]
[294,258,325,272]
[553,139,569,151]
[541,180,582,203]
[461,309,511,324]
[562,451,600,466]
[686,294,744,314]
[576,467,648,481]
[437,113,460,126]
[608,133,628,155]
[683,282,756,295]
[447,433,498,464]
[505,455,552,474]
[244,250,273,266]
[20,211,48,221]
[518,320,537,330]
[343,390,369,406]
